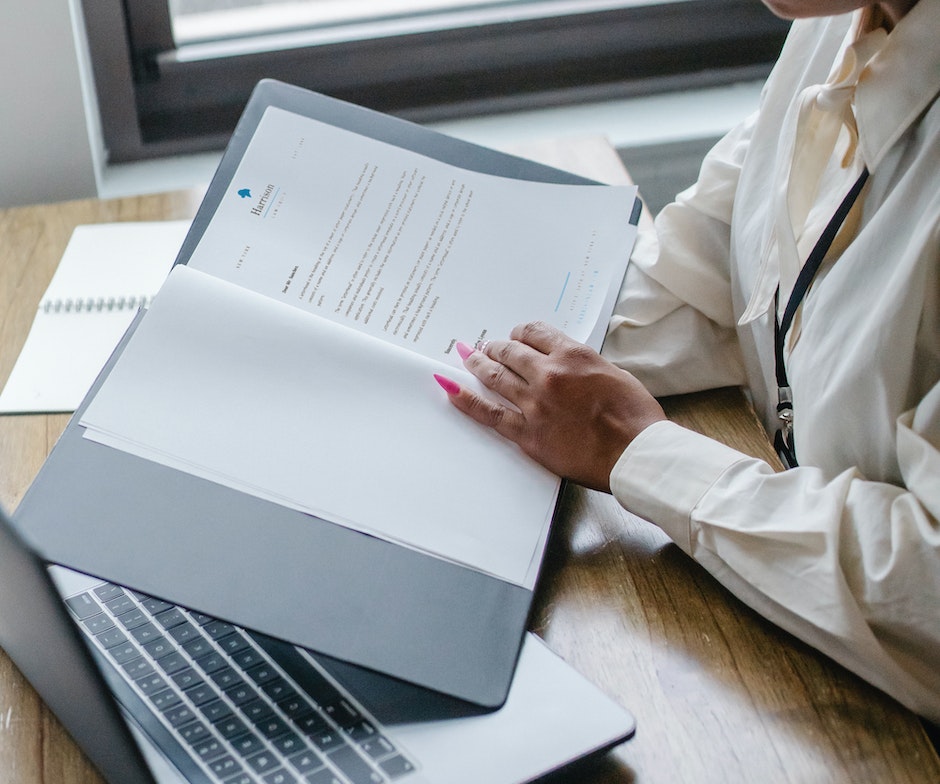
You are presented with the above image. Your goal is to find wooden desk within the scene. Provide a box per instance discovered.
[1,142,938,783]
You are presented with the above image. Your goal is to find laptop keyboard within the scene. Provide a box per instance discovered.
[65,581,416,784]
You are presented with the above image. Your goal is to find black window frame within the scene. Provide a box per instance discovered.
[81,0,790,163]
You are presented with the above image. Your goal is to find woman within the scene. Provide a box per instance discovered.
[436,0,940,721]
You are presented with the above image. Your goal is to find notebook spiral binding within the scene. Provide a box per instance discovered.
[41,295,153,314]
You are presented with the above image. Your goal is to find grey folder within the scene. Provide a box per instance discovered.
[14,80,639,708]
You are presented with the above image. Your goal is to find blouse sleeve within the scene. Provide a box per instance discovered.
[609,381,940,722]
[601,112,757,396]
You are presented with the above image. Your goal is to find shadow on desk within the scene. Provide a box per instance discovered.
[539,753,636,783]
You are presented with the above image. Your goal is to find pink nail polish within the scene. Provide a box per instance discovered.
[455,341,474,361]
[433,374,460,395]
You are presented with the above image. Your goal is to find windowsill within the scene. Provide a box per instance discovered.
[98,79,762,201]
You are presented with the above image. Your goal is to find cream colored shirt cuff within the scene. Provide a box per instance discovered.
[609,420,750,553]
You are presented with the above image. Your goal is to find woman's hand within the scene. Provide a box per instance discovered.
[436,320,666,493]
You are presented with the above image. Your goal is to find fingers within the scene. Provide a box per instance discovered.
[463,321,565,385]
[508,320,571,354]
[461,339,534,398]
[433,374,524,441]
[437,321,583,439]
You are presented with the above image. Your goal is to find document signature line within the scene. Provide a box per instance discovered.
[263,187,281,218]
[554,272,571,312]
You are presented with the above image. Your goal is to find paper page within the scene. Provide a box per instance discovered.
[187,107,637,364]
[0,221,189,413]
[80,265,559,587]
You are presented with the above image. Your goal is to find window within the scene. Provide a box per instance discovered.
[81,0,789,162]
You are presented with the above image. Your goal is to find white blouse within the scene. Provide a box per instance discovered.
[603,3,940,721]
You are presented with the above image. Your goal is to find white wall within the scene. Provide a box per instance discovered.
[0,1,101,208]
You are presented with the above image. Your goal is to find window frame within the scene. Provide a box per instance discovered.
[81,0,789,162]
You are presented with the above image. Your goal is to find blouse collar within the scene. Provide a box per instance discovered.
[855,0,940,172]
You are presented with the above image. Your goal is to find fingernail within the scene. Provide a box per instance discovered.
[455,341,475,361]
[434,374,460,395]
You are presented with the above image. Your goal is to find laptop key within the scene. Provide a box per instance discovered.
[150,689,182,712]
[96,627,129,649]
[168,620,200,645]
[324,699,361,727]
[143,636,176,660]
[222,775,253,784]
[256,715,291,741]
[262,678,295,703]
[108,641,139,665]
[93,583,124,602]
[217,631,251,656]
[328,745,383,784]
[138,595,174,615]
[292,712,329,736]
[240,698,275,725]
[122,657,155,681]
[246,662,279,686]
[135,672,169,696]
[359,735,395,760]
[204,620,237,640]
[154,607,187,629]
[307,769,344,784]
[215,716,250,741]
[178,720,211,746]
[116,607,147,630]
[156,650,189,675]
[164,703,197,728]
[270,730,305,757]
[210,666,243,691]
[207,754,242,779]
[171,667,204,691]
[104,592,135,616]
[130,622,162,645]
[200,699,233,724]
[231,646,265,670]
[225,682,257,707]
[309,728,344,753]
[83,613,115,635]
[182,635,215,659]
[263,769,300,784]
[379,754,415,779]
[192,736,227,762]
[184,682,217,707]
[195,650,227,674]
[229,731,266,757]
[246,749,279,774]
[66,592,101,619]
[288,749,325,775]
[345,720,377,743]
[277,695,311,720]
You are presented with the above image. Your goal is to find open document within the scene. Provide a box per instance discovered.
[81,266,559,586]
[79,105,638,588]
[186,107,636,355]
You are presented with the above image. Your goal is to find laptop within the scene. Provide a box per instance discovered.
[0,504,635,784]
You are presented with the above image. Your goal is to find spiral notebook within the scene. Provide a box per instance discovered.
[0,220,189,414]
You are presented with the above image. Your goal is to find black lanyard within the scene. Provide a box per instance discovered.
[773,167,870,469]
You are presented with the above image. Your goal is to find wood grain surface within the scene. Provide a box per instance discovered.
[1,146,937,783]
